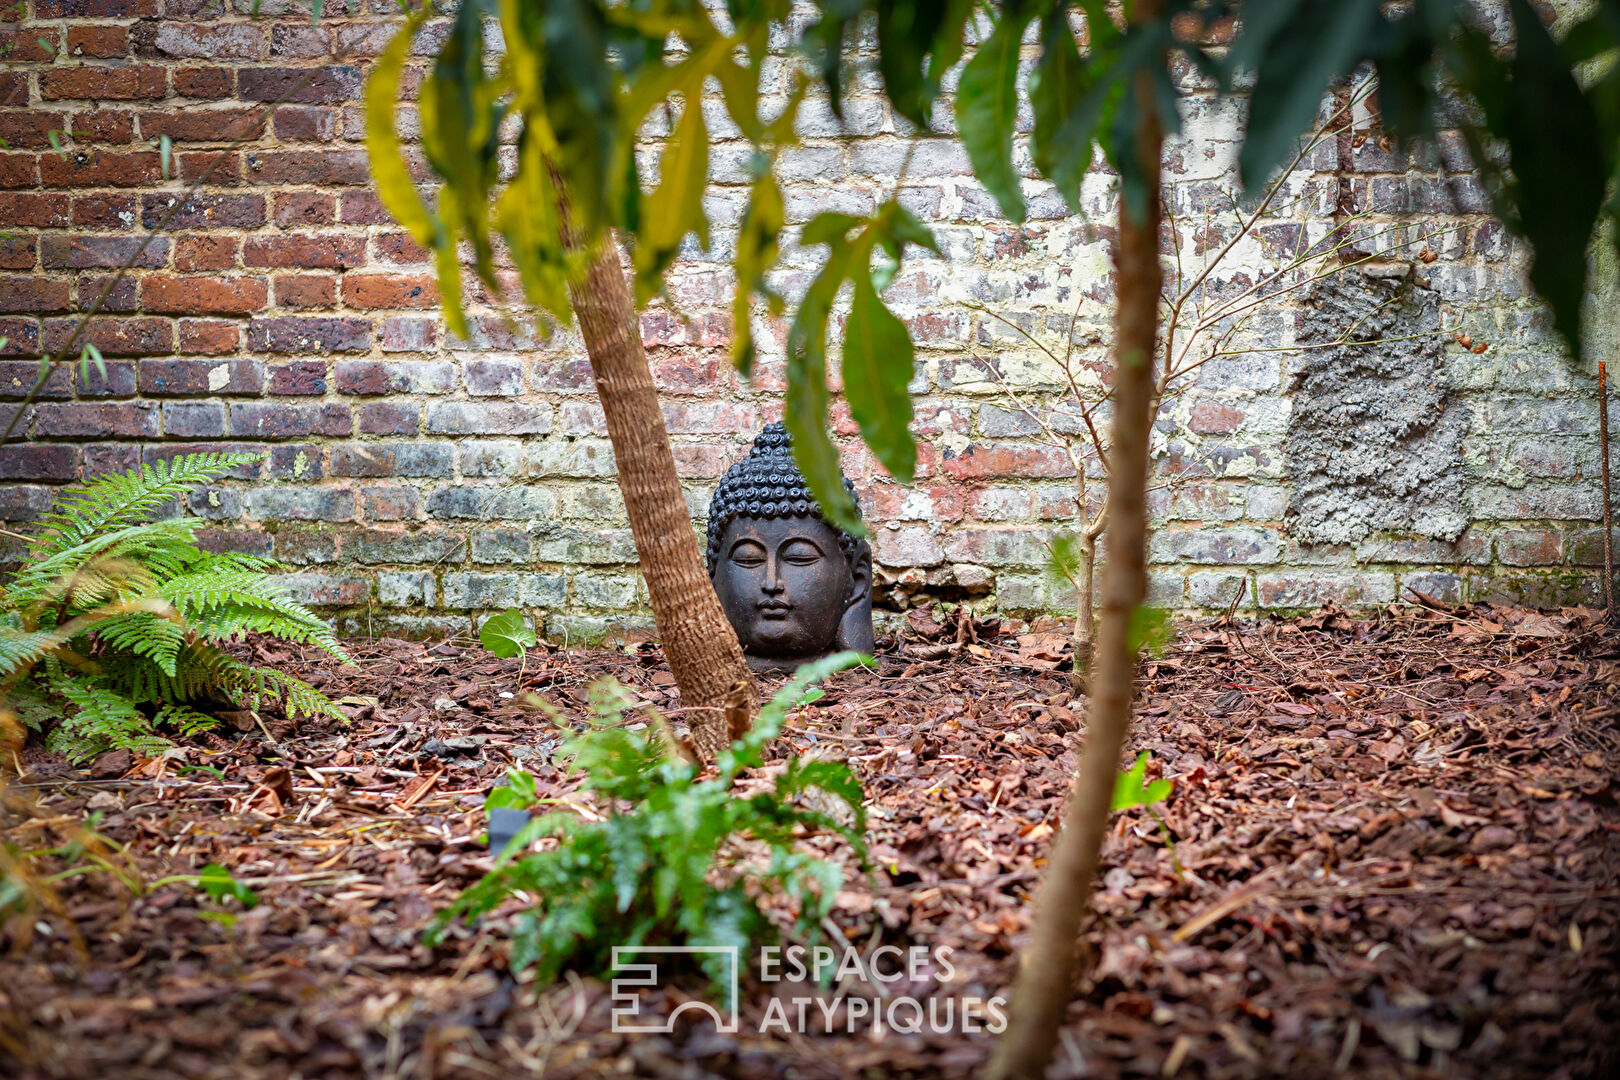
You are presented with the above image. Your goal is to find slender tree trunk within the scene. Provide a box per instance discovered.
[1073,531,1095,696]
[986,12,1165,1076]
[565,238,757,757]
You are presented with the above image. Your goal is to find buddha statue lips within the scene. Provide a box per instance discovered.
[705,423,875,670]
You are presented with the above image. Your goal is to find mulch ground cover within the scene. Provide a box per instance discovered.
[3,600,1619,1079]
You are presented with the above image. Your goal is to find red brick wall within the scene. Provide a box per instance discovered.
[0,2,1606,639]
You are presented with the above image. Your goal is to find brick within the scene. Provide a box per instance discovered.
[463,358,523,396]
[470,529,529,563]
[245,149,370,185]
[274,274,337,309]
[267,444,324,481]
[375,231,429,265]
[273,192,335,228]
[133,22,263,60]
[244,234,365,269]
[0,111,70,150]
[140,358,264,396]
[0,237,34,269]
[70,109,136,143]
[377,570,435,606]
[330,442,454,479]
[79,275,137,311]
[338,190,393,224]
[426,402,552,436]
[247,316,370,353]
[82,443,141,476]
[0,29,58,62]
[0,74,25,107]
[0,278,70,313]
[40,234,168,269]
[36,0,158,13]
[139,106,265,142]
[0,443,78,480]
[231,402,351,438]
[177,318,240,355]
[42,316,172,356]
[36,401,159,437]
[239,66,363,104]
[1497,528,1563,566]
[67,25,130,58]
[174,235,237,271]
[379,316,436,352]
[272,572,366,605]
[442,572,566,609]
[334,359,456,395]
[1401,571,1464,605]
[1188,571,1251,608]
[875,526,945,567]
[428,485,556,521]
[141,193,265,230]
[0,320,42,357]
[358,402,418,435]
[197,528,274,558]
[73,193,137,229]
[173,67,232,99]
[269,525,338,562]
[76,360,137,397]
[272,106,337,141]
[342,273,438,309]
[41,66,166,102]
[1257,572,1396,608]
[244,486,358,523]
[348,529,465,565]
[0,485,54,521]
[268,361,327,395]
[363,485,421,522]
[142,275,267,314]
[162,400,226,438]
[940,443,1075,480]
[940,528,1048,567]
[0,155,38,188]
[1152,527,1283,565]
[1189,401,1245,435]
[0,194,70,228]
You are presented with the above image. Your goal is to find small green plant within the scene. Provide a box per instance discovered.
[0,452,348,762]
[479,609,537,659]
[430,652,871,998]
[1112,751,1181,878]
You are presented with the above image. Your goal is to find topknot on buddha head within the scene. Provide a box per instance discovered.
[704,422,862,577]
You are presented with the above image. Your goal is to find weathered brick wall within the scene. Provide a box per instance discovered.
[0,1,1612,640]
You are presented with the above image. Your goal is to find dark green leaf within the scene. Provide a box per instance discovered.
[479,609,536,659]
[955,9,1034,223]
[1236,0,1383,192]
[842,270,917,483]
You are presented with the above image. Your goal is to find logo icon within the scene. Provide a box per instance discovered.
[610,945,741,1034]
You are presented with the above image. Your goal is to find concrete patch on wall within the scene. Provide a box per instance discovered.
[1285,267,1470,545]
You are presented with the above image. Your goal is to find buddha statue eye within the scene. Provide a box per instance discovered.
[780,538,823,565]
[729,540,767,567]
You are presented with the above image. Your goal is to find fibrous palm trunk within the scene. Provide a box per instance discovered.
[566,238,757,758]
[986,9,1165,1075]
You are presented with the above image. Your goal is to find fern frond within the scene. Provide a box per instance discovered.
[154,701,218,737]
[10,524,192,612]
[0,627,66,680]
[164,570,349,662]
[48,678,168,763]
[91,612,187,677]
[31,452,264,559]
[210,654,344,723]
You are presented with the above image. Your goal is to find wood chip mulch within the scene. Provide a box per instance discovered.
[3,601,1618,1079]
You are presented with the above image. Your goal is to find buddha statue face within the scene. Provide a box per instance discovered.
[706,423,875,670]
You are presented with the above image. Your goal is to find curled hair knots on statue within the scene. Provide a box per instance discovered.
[705,422,863,577]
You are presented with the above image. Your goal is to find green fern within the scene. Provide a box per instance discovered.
[0,453,351,764]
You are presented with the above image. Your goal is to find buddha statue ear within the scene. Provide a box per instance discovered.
[834,538,875,655]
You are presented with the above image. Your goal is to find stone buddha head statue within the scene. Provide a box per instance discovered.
[705,423,874,670]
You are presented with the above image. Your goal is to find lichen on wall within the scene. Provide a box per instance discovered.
[1285,267,1471,545]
